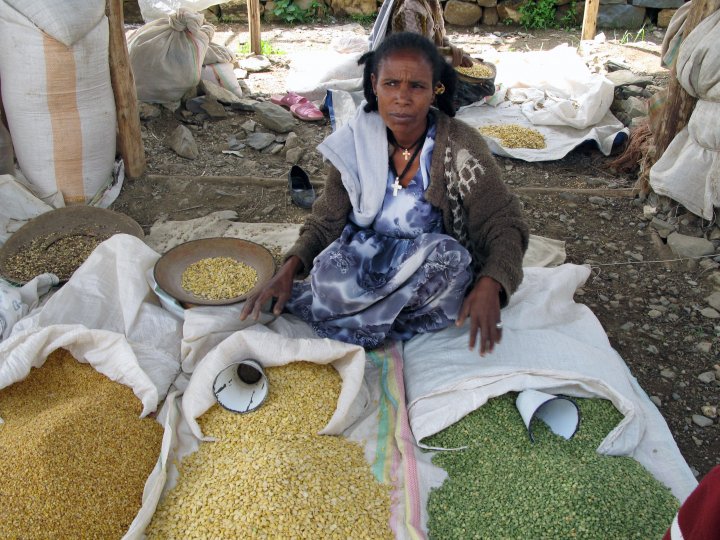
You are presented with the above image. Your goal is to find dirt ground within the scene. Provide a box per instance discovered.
[111,22,719,481]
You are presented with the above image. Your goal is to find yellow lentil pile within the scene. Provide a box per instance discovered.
[0,349,163,538]
[479,124,547,149]
[455,63,494,79]
[146,362,393,539]
[181,256,258,300]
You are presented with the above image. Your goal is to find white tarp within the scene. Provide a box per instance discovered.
[403,263,698,502]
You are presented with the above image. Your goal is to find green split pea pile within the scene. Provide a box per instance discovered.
[425,394,679,539]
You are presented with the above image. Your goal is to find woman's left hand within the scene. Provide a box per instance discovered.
[456,276,503,356]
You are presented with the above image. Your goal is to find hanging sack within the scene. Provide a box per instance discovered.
[128,8,212,104]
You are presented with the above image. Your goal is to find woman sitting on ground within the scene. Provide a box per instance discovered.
[241,32,528,356]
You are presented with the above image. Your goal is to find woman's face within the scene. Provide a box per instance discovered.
[371,49,435,141]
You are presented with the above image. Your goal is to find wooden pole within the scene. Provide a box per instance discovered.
[581,0,600,41]
[652,0,720,160]
[106,0,146,179]
[247,0,262,55]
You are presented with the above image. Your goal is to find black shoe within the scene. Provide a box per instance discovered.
[288,165,316,209]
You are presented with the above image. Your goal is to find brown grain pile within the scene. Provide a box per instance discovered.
[0,349,163,538]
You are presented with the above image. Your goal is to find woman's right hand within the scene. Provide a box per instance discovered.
[240,256,303,321]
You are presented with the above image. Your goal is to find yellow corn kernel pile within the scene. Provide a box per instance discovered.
[181,256,258,300]
[146,362,393,539]
[455,63,494,79]
[479,124,547,149]
[0,349,163,538]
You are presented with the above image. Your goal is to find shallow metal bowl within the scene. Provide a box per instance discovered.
[153,237,275,306]
[0,206,144,285]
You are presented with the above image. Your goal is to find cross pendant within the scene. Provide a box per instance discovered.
[392,177,402,196]
[401,148,411,160]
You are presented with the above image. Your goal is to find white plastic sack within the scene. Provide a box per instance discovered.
[204,41,235,65]
[490,45,616,130]
[650,100,720,220]
[180,325,369,441]
[403,264,698,502]
[661,0,693,69]
[0,274,57,341]
[1,235,182,403]
[286,50,365,102]
[138,0,221,22]
[675,9,720,100]
[0,2,117,204]
[128,8,212,104]
[3,0,106,47]
[650,10,720,220]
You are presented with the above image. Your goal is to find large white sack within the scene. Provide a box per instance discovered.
[676,9,720,100]
[403,264,697,502]
[4,234,182,402]
[128,8,212,104]
[0,3,117,204]
[180,325,369,441]
[3,0,105,47]
[650,100,720,220]
[489,45,615,130]
[138,0,221,21]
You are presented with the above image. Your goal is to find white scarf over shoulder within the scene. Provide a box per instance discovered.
[317,105,389,227]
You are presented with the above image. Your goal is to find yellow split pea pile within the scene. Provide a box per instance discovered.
[479,124,547,149]
[146,362,393,539]
[0,349,163,538]
[181,256,258,300]
[455,63,494,79]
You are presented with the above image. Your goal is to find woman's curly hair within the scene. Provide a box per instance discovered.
[358,32,457,117]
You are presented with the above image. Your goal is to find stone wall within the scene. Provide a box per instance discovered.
[123,0,688,29]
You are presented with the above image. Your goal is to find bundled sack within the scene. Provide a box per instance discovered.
[0,0,117,204]
[128,8,212,104]
[650,9,720,220]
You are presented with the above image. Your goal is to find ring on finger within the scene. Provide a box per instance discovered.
[495,321,503,330]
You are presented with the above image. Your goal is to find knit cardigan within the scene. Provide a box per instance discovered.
[285,110,530,305]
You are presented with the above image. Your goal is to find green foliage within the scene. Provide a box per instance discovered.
[519,0,558,30]
[238,40,285,55]
[349,12,378,25]
[272,0,321,23]
[559,0,580,29]
[619,24,647,44]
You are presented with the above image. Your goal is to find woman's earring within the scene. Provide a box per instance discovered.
[435,83,446,95]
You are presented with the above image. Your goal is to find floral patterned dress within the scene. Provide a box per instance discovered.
[284,135,473,349]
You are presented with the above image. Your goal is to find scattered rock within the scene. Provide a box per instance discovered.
[167,125,198,159]
[706,291,720,311]
[238,55,271,72]
[246,132,277,151]
[606,70,654,87]
[200,96,229,120]
[691,414,713,428]
[697,371,717,384]
[230,98,260,112]
[660,368,676,379]
[700,307,720,319]
[253,102,297,133]
[701,405,717,419]
[696,342,713,354]
[138,102,161,121]
[650,395,662,407]
[201,79,243,104]
[285,147,303,164]
[667,232,716,259]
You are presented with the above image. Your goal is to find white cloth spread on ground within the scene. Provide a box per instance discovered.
[403,263,697,502]
[0,221,697,536]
